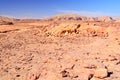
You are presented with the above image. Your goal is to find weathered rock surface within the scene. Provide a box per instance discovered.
[94,68,108,79]
[46,23,108,37]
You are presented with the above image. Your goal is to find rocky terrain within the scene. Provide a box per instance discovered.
[0,15,120,80]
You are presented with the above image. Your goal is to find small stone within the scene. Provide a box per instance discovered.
[61,70,69,77]
[94,68,108,79]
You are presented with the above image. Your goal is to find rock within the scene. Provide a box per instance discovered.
[73,67,94,80]
[46,23,107,37]
[94,68,108,79]
[61,70,70,77]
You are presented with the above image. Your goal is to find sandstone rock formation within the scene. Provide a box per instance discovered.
[94,68,108,79]
[46,23,108,37]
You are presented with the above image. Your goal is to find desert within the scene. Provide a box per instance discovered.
[0,14,120,80]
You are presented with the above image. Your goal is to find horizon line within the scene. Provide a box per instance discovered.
[1,14,120,19]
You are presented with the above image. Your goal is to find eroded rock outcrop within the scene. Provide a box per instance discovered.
[46,23,108,37]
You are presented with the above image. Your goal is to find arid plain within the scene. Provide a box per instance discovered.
[1,14,120,80]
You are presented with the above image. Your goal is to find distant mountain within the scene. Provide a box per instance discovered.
[0,16,14,22]
[0,16,15,25]
[46,14,114,22]
[98,16,113,22]
[0,14,115,23]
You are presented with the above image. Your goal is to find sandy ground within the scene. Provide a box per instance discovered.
[0,21,120,80]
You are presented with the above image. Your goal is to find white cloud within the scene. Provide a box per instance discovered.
[57,10,109,17]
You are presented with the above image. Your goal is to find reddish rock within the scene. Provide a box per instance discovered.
[94,68,108,79]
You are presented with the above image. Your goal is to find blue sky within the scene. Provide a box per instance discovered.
[0,0,120,18]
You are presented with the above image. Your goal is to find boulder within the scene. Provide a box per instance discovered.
[94,68,108,79]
